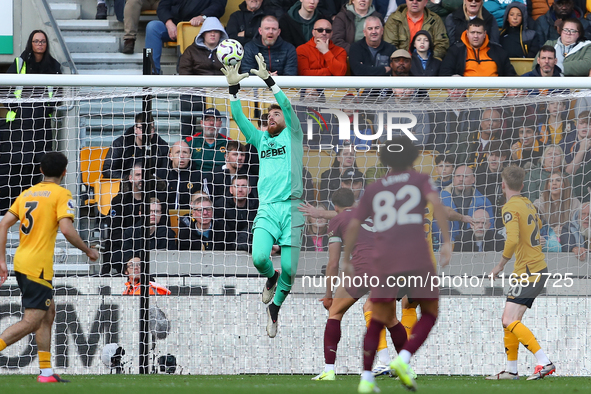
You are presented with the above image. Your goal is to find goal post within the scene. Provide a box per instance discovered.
[0,75,591,375]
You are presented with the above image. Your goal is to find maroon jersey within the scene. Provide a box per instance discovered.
[327,208,374,267]
[354,170,437,275]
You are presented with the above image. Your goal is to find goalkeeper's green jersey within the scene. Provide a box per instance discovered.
[230,87,303,204]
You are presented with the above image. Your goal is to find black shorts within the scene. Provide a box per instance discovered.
[15,272,53,311]
[506,268,547,309]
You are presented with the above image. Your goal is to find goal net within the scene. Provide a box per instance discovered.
[0,76,590,376]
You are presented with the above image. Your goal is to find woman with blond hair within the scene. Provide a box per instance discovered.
[445,0,500,45]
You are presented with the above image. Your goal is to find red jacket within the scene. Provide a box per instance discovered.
[123,281,171,295]
[296,38,348,76]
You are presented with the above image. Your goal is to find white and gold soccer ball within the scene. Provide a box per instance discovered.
[217,39,244,66]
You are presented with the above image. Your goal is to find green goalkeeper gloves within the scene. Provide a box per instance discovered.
[250,53,276,88]
[221,63,249,96]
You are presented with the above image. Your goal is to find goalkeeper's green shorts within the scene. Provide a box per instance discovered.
[253,200,304,247]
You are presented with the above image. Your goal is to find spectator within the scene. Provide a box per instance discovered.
[178,196,223,250]
[474,141,510,228]
[564,111,591,174]
[101,163,145,275]
[337,94,375,146]
[226,0,271,46]
[537,98,573,146]
[534,0,591,46]
[0,30,61,215]
[433,154,456,190]
[379,86,433,147]
[213,175,258,251]
[484,0,527,27]
[302,203,329,251]
[146,0,226,74]
[568,202,590,260]
[295,89,339,148]
[319,147,358,203]
[339,167,365,201]
[122,257,172,295]
[460,107,502,166]
[523,45,563,76]
[269,0,336,17]
[538,17,591,76]
[440,164,494,241]
[426,0,463,19]
[185,108,231,173]
[440,18,516,76]
[432,88,480,156]
[445,0,500,45]
[210,141,252,199]
[102,112,169,179]
[296,18,348,75]
[534,171,581,243]
[384,0,449,59]
[122,197,177,258]
[410,30,442,76]
[349,16,397,75]
[499,2,540,58]
[156,141,203,210]
[302,166,316,203]
[364,159,387,185]
[242,15,298,75]
[178,17,228,75]
[280,0,325,47]
[524,144,565,201]
[121,0,160,54]
[333,0,383,53]
[511,118,544,169]
[389,48,412,75]
[454,209,505,251]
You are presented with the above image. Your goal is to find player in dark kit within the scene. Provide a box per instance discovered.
[343,137,452,393]
[312,188,397,381]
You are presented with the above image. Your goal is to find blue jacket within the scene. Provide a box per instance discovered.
[439,187,495,242]
[242,35,298,75]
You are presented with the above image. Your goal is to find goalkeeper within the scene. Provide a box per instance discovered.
[222,54,304,338]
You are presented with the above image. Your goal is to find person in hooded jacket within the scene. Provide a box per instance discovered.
[178,17,228,75]
[499,2,540,58]
[409,30,441,75]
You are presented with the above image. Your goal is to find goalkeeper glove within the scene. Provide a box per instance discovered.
[221,63,249,96]
[250,53,276,88]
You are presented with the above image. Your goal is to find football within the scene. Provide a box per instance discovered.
[217,39,244,66]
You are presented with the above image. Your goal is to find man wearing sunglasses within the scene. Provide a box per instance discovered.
[296,18,348,75]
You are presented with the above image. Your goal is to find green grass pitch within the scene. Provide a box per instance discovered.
[1,375,590,394]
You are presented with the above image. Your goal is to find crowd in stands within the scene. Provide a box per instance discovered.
[8,0,591,277]
[95,0,591,77]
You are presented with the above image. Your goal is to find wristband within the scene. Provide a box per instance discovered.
[263,76,275,88]
[229,84,240,96]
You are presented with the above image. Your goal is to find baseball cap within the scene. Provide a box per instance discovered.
[390,49,411,59]
[203,108,221,117]
[340,168,364,183]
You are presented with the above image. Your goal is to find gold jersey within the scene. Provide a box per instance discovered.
[9,182,75,281]
[424,202,436,268]
[501,195,547,277]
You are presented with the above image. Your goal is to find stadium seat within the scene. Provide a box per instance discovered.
[220,0,243,26]
[414,150,436,175]
[169,209,191,238]
[177,22,201,54]
[95,179,121,217]
[80,147,110,207]
[510,58,534,75]
[304,150,335,182]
